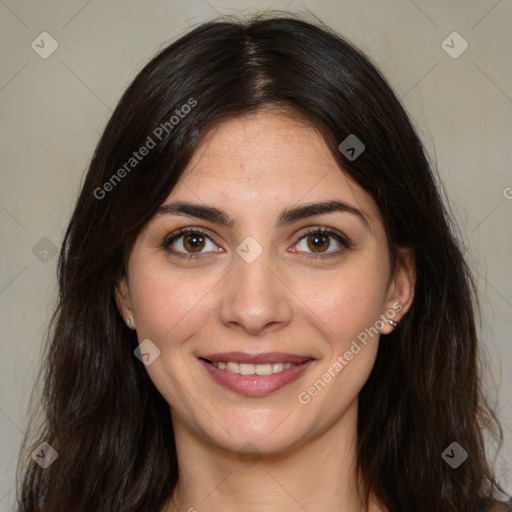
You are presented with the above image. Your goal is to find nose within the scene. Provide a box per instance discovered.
[219,244,293,336]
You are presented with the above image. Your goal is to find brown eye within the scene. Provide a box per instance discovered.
[294,227,350,260]
[182,233,206,253]
[164,229,219,258]
[306,232,331,253]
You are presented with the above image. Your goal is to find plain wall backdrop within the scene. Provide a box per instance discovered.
[1,0,511,509]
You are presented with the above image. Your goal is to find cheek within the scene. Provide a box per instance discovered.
[128,263,218,411]
[130,261,219,343]
[304,259,389,348]
[295,257,387,405]
[297,272,385,420]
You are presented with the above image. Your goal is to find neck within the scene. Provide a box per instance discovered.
[163,400,386,512]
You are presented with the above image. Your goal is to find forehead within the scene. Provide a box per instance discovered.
[166,110,382,226]
[184,110,335,179]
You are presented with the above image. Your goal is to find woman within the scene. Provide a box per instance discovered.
[16,12,511,512]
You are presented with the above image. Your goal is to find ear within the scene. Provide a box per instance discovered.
[115,275,136,329]
[380,247,415,335]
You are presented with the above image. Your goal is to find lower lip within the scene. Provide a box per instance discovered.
[199,359,315,396]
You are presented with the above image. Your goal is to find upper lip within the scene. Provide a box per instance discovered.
[199,352,314,364]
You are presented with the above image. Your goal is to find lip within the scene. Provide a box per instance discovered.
[199,352,313,365]
[198,353,316,396]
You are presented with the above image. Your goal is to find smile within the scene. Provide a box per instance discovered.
[210,361,296,375]
[198,352,316,396]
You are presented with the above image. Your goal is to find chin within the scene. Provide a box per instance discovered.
[198,414,312,457]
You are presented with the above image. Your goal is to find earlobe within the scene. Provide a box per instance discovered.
[115,276,135,328]
[381,247,415,334]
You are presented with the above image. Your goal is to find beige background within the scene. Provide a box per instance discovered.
[1,0,511,508]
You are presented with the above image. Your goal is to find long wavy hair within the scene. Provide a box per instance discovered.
[16,12,511,512]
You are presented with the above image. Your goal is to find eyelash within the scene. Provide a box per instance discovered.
[162,227,351,262]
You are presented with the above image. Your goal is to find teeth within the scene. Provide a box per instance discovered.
[256,363,273,376]
[272,363,284,373]
[211,361,297,375]
[227,362,239,373]
[239,363,254,375]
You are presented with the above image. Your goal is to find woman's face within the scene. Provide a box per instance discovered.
[116,110,414,454]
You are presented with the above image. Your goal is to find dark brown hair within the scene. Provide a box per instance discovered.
[16,12,511,512]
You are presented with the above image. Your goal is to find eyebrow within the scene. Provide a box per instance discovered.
[155,199,370,229]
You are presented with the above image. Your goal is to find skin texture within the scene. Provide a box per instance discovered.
[116,110,415,512]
